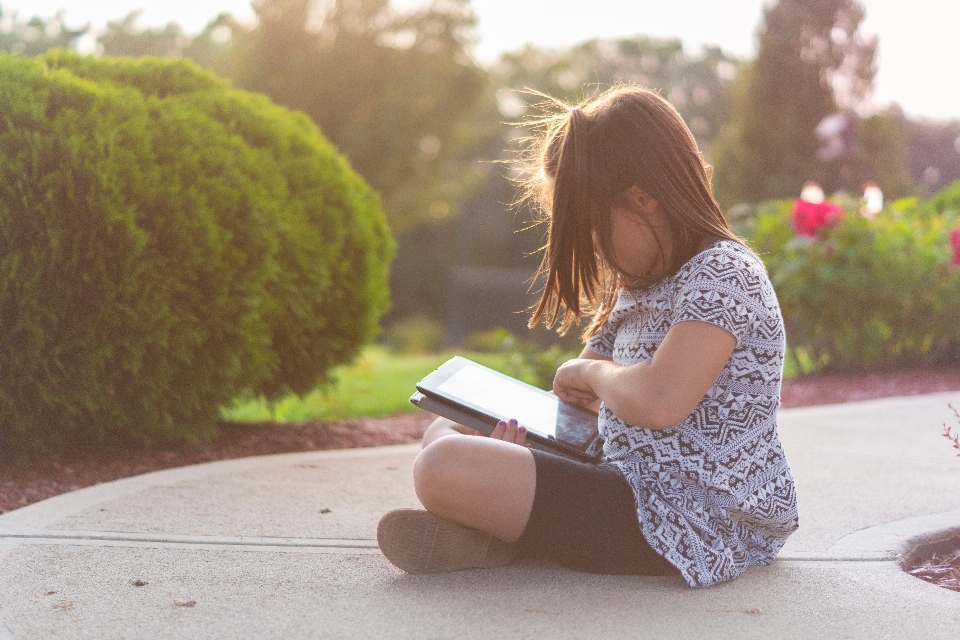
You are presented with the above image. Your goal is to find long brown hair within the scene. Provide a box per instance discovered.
[519,86,741,338]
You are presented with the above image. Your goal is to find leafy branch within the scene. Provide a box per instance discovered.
[944,403,960,457]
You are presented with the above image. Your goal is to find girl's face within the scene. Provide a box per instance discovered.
[605,190,670,278]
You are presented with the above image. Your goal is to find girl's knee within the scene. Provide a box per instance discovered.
[413,435,474,511]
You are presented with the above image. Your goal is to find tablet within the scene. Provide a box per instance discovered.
[412,356,603,463]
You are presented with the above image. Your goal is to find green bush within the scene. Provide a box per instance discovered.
[462,328,579,390]
[929,180,960,217]
[0,51,393,461]
[748,187,960,372]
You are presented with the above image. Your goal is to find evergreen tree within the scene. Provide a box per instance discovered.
[235,0,491,235]
[98,11,188,58]
[712,0,877,205]
[0,7,87,54]
[493,36,738,152]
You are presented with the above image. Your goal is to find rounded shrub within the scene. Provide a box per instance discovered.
[748,188,960,371]
[0,51,394,462]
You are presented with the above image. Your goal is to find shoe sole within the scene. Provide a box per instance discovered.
[377,509,518,574]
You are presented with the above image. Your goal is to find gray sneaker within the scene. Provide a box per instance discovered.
[377,509,519,574]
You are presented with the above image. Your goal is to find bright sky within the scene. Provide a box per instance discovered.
[6,0,959,121]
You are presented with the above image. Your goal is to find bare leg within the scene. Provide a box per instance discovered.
[420,416,478,448]
[413,433,536,543]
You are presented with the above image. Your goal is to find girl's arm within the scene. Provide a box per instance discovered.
[573,345,610,414]
[553,320,736,431]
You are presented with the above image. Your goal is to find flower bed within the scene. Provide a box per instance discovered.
[748,182,960,373]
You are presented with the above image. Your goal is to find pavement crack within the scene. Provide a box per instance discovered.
[0,530,380,553]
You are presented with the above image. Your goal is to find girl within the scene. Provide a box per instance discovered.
[377,86,799,588]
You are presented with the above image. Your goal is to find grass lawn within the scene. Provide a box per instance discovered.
[221,346,517,423]
[222,343,805,424]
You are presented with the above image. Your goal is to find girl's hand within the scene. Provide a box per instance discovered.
[489,418,528,447]
[553,358,600,407]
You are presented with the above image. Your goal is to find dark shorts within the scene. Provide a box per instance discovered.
[515,449,679,576]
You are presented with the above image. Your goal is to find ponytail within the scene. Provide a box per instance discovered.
[523,86,739,340]
[529,107,599,334]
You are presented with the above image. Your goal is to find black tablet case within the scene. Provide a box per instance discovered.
[410,359,604,466]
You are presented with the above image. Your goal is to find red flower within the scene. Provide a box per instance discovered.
[950,228,960,266]
[792,199,844,237]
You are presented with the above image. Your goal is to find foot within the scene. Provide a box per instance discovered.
[377,509,519,574]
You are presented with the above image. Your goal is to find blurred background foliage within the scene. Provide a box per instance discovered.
[2,0,960,430]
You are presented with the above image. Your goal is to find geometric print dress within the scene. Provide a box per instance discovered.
[587,240,799,588]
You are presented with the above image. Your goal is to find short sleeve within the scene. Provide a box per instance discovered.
[586,317,617,358]
[671,247,769,344]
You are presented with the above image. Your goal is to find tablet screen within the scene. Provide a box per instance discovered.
[435,361,598,448]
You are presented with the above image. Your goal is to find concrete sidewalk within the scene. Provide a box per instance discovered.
[1,392,960,639]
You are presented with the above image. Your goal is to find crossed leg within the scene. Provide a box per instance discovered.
[413,417,536,543]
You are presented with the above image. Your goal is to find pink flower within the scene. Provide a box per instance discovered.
[792,199,844,237]
[950,228,960,266]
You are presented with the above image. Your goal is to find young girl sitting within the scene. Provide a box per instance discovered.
[377,86,799,588]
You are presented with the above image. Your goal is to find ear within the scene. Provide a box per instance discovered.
[625,185,660,216]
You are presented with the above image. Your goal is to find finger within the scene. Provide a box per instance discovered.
[553,382,574,401]
[557,380,594,402]
[491,420,506,440]
[503,418,520,444]
[516,424,527,447]
[552,377,566,397]
[575,392,598,406]
[556,387,588,405]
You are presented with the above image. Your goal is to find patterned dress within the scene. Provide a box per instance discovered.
[587,240,799,588]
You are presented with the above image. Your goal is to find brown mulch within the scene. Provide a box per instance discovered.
[3,366,960,516]
[0,412,434,515]
[778,366,960,409]
[2,365,960,589]
[907,550,960,592]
